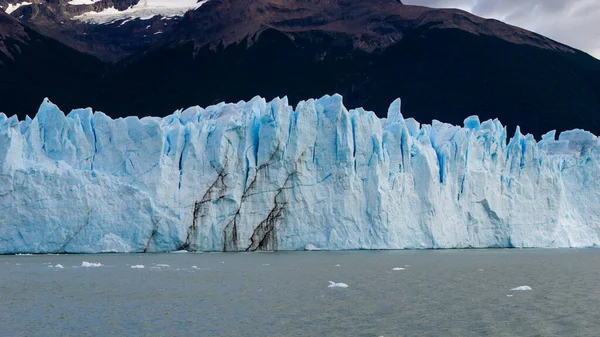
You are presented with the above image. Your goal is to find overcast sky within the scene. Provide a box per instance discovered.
[403,0,600,59]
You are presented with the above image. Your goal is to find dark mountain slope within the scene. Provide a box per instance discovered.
[0,11,105,116]
[169,0,572,53]
[101,25,600,136]
[1,0,599,137]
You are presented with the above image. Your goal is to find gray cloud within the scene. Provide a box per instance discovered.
[403,0,600,59]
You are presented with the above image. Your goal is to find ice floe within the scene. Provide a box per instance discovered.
[510,286,532,291]
[328,281,349,288]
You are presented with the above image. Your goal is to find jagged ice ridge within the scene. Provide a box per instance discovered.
[1,95,599,254]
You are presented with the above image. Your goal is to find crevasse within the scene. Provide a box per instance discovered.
[0,95,599,254]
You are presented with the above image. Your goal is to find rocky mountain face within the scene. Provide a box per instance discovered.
[0,0,199,60]
[1,0,600,136]
[0,10,27,61]
[170,0,572,53]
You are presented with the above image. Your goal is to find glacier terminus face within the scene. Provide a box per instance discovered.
[1,95,599,254]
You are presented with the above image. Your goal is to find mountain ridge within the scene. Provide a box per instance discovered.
[1,0,599,137]
[153,0,576,59]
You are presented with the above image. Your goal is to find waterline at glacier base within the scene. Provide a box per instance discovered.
[1,95,599,254]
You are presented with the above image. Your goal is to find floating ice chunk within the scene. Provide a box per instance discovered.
[478,269,484,272]
[510,286,532,291]
[304,244,321,251]
[53,264,64,269]
[506,294,514,297]
[328,281,349,288]
[81,261,103,267]
[335,264,341,267]
[155,264,170,267]
[262,264,270,266]
[171,250,188,254]
[16,253,32,256]
[192,265,198,269]
[404,265,411,267]
[392,267,405,271]
[131,265,145,269]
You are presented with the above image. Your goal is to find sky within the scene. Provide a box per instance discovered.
[403,0,600,59]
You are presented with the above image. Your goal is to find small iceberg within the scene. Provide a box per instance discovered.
[81,261,103,268]
[335,264,341,267]
[171,250,188,254]
[155,264,170,267]
[328,281,348,288]
[53,264,64,269]
[510,286,532,291]
[131,265,145,269]
[392,267,405,271]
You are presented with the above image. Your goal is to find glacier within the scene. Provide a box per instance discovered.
[1,94,599,254]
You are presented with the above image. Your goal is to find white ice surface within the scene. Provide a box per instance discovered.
[68,0,102,5]
[1,95,600,253]
[5,2,32,14]
[72,0,209,24]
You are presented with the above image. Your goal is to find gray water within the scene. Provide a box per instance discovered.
[1,249,599,337]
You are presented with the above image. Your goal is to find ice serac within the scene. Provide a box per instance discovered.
[1,95,600,254]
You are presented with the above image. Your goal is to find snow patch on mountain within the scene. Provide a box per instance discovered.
[68,0,102,5]
[4,2,32,14]
[72,0,209,24]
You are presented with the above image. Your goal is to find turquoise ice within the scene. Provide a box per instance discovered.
[1,95,599,253]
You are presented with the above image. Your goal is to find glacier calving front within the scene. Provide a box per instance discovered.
[1,95,599,253]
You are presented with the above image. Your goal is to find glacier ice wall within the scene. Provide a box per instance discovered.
[1,95,599,254]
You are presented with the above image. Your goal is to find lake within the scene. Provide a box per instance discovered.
[1,249,599,336]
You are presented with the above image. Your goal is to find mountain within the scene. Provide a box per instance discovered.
[1,95,599,253]
[0,10,106,112]
[1,0,600,137]
[0,0,205,61]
